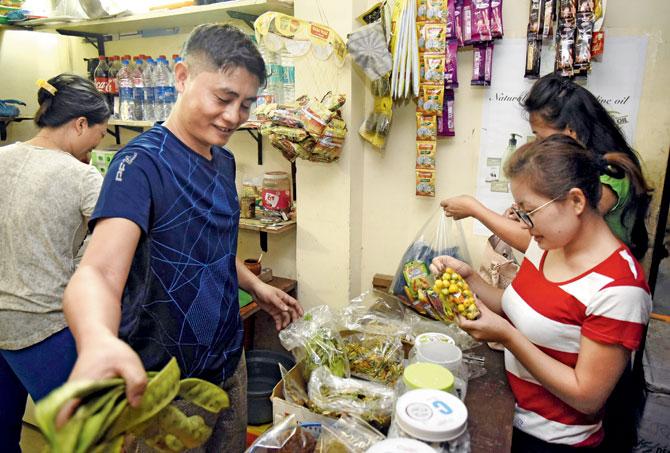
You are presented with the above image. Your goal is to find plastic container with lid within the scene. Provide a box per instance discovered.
[408,334,467,401]
[402,362,454,393]
[261,171,291,214]
[388,389,470,453]
[365,438,437,453]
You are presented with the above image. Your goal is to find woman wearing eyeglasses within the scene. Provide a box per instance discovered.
[441,73,652,260]
[431,134,652,452]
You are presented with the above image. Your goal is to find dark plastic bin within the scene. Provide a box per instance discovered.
[246,349,295,425]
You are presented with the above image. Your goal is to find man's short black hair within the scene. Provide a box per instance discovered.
[182,23,266,85]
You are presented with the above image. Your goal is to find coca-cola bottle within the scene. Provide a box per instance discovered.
[94,56,112,112]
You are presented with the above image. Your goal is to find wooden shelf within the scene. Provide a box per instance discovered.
[240,276,297,320]
[12,0,293,35]
[108,119,155,128]
[239,218,296,253]
[239,218,296,234]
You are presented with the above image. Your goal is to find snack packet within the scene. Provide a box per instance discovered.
[491,0,504,39]
[416,169,436,197]
[445,39,459,88]
[471,0,492,43]
[416,140,437,169]
[417,84,444,116]
[416,114,438,141]
[437,89,455,137]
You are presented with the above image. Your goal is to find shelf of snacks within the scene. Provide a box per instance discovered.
[12,0,293,35]
[239,218,296,253]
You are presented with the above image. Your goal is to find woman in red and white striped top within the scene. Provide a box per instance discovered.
[431,135,652,452]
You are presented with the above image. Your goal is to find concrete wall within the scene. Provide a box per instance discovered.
[1,0,669,308]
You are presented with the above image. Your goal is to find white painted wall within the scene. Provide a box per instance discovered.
[1,0,669,306]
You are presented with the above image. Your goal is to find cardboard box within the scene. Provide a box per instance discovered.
[271,363,335,426]
[635,319,670,452]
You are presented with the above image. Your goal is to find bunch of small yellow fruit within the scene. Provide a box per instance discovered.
[433,268,481,321]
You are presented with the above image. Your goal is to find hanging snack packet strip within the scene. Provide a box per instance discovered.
[524,0,545,78]
[426,0,447,21]
[416,141,437,169]
[446,0,457,39]
[437,89,455,137]
[416,170,436,198]
[462,0,473,45]
[421,53,447,84]
[574,0,594,76]
[445,39,459,88]
[591,0,607,58]
[542,0,554,40]
[416,113,438,141]
[471,0,493,43]
[417,84,445,116]
[455,0,465,47]
[418,22,447,53]
[491,0,504,39]
[555,0,576,77]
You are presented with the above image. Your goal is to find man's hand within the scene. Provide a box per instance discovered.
[55,334,147,428]
[440,195,483,220]
[251,282,304,330]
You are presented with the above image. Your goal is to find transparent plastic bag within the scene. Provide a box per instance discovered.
[404,309,481,351]
[315,414,384,453]
[279,363,310,407]
[337,290,409,338]
[279,306,350,380]
[390,209,471,319]
[342,332,404,385]
[307,367,395,428]
[246,414,317,453]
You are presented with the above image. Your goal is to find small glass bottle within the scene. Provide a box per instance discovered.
[388,389,471,453]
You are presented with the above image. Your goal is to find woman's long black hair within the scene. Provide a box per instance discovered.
[522,73,652,260]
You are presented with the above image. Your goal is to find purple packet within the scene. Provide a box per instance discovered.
[484,41,494,84]
[455,0,465,47]
[491,0,504,39]
[445,39,459,88]
[462,0,473,45]
[471,43,485,85]
[437,88,455,137]
[446,0,457,39]
[472,0,493,43]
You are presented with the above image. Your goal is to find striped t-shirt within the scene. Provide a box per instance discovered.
[502,239,651,447]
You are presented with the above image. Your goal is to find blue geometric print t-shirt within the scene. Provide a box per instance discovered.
[91,125,243,384]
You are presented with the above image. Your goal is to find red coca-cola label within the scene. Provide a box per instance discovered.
[108,77,118,95]
[95,77,109,94]
[261,189,290,211]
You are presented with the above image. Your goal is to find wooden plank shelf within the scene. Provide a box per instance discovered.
[10,0,293,35]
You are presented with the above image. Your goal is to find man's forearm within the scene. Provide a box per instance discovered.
[63,265,123,348]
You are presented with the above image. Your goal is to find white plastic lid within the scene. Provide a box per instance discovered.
[395,389,468,442]
[415,332,455,345]
[365,438,437,453]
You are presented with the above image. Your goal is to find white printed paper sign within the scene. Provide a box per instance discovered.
[474,37,647,236]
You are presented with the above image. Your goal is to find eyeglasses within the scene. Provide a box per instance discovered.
[511,196,562,228]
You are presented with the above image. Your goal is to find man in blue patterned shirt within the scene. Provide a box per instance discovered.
[61,24,303,451]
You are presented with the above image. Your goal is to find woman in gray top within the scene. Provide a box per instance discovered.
[0,73,110,451]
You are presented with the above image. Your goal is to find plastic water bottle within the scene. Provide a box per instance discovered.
[258,41,283,104]
[108,56,121,118]
[117,59,134,121]
[162,56,176,118]
[281,49,295,103]
[130,57,145,121]
[142,57,156,121]
[154,57,172,121]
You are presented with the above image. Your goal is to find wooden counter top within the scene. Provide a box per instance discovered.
[465,344,515,452]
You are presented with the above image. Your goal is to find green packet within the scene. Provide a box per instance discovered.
[402,260,430,298]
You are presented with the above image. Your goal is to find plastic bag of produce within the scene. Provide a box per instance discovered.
[280,306,350,381]
[245,414,317,453]
[307,367,395,429]
[341,332,404,385]
[390,208,471,319]
[315,414,384,453]
[338,290,409,338]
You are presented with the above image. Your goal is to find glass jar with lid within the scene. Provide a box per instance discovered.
[261,171,291,215]
[388,389,471,453]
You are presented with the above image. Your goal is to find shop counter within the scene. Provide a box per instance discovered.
[464,344,515,452]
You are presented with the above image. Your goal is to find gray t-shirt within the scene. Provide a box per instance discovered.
[0,142,103,349]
